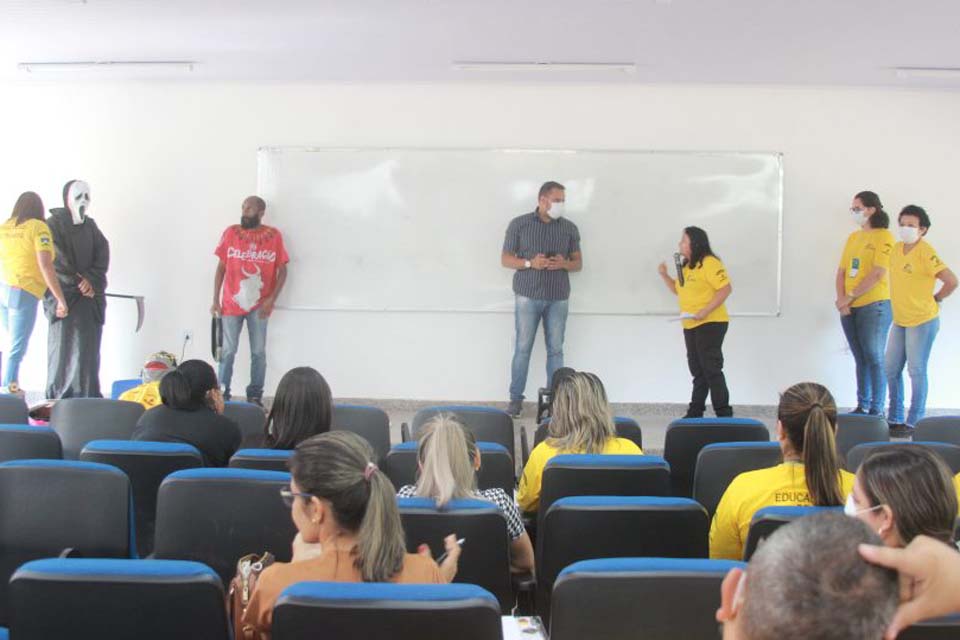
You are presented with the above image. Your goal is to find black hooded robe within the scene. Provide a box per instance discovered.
[43,207,110,399]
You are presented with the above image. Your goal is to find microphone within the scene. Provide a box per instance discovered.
[673,253,685,286]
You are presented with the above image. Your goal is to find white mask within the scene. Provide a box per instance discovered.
[66,180,91,225]
[850,210,867,228]
[547,201,565,219]
[899,226,920,244]
[844,493,883,517]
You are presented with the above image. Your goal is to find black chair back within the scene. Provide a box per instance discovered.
[383,441,514,495]
[915,417,960,446]
[153,468,296,584]
[0,395,29,424]
[229,448,293,472]
[0,425,61,462]
[836,413,889,459]
[80,440,203,556]
[51,398,145,459]
[845,441,960,474]
[664,418,770,497]
[333,404,391,462]
[398,497,513,612]
[412,406,515,463]
[223,402,267,449]
[9,558,229,640]
[692,442,782,517]
[743,506,842,561]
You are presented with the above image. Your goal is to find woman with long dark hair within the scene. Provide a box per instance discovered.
[0,192,69,393]
[836,190,895,416]
[658,226,733,417]
[263,366,333,449]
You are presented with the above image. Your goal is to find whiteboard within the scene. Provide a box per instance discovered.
[257,148,782,315]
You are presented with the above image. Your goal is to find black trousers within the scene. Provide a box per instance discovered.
[682,321,731,417]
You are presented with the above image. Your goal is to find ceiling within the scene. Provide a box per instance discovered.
[0,0,958,86]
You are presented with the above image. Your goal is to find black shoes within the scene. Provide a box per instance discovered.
[888,423,915,438]
[507,399,523,418]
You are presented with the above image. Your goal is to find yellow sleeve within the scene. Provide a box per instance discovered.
[33,222,54,255]
[517,443,550,513]
[709,477,745,560]
[118,386,141,404]
[926,244,947,277]
[874,231,894,269]
[704,257,730,290]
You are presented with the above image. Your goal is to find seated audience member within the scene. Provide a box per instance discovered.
[397,414,534,573]
[241,431,460,636]
[710,382,854,560]
[119,351,178,409]
[861,535,960,637]
[717,512,898,640]
[848,445,957,547]
[517,371,642,513]
[536,366,576,423]
[131,359,241,466]
[262,366,332,449]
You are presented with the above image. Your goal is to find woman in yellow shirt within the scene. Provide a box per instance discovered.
[836,191,895,416]
[0,193,68,393]
[709,382,853,560]
[884,206,957,436]
[517,371,642,512]
[658,227,733,418]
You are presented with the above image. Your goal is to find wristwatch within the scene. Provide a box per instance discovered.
[524,259,532,270]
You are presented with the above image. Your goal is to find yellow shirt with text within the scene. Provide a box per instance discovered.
[0,218,55,299]
[119,381,163,410]
[839,229,895,308]
[709,462,855,560]
[890,240,947,327]
[517,437,643,512]
[677,255,731,330]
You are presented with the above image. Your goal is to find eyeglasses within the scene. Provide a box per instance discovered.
[280,485,314,508]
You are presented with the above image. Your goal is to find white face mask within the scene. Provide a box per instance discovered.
[899,226,920,244]
[850,210,867,228]
[547,201,565,219]
[844,493,883,518]
[67,180,91,225]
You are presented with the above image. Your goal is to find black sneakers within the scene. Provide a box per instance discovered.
[507,399,522,418]
[888,423,915,438]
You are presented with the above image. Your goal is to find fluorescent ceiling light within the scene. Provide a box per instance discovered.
[17,61,198,74]
[894,67,960,80]
[453,61,636,73]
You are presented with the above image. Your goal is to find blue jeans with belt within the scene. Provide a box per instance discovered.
[840,300,893,414]
[509,295,569,401]
[885,316,939,426]
[0,284,40,388]
[218,311,269,401]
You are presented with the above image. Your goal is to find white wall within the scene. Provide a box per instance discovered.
[0,82,958,407]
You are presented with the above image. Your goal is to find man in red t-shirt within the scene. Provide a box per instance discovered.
[211,196,289,405]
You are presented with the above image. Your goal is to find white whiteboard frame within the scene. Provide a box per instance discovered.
[257,146,784,317]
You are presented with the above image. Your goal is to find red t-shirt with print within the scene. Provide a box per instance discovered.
[214,225,290,316]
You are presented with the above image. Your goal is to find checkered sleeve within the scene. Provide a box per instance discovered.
[480,488,525,540]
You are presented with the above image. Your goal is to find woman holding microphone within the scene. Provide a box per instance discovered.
[836,191,895,416]
[658,226,733,418]
[885,205,956,436]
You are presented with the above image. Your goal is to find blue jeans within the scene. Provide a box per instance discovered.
[219,311,269,400]
[0,285,39,388]
[509,295,569,401]
[840,300,893,414]
[886,317,939,426]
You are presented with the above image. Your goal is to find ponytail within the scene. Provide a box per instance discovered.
[291,431,407,583]
[855,190,890,230]
[415,415,477,507]
[801,405,844,506]
[778,382,844,507]
[357,466,406,582]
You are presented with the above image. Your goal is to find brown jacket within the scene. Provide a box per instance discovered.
[241,548,443,638]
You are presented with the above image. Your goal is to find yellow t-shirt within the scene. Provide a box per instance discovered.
[516,436,643,512]
[119,381,163,410]
[0,218,55,299]
[889,240,947,328]
[709,462,855,560]
[677,255,731,330]
[839,229,895,308]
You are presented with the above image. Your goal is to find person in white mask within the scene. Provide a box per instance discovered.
[45,179,110,399]
[835,190,895,418]
[501,181,582,417]
[884,205,957,436]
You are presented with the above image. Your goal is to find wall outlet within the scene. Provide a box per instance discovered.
[182,330,193,343]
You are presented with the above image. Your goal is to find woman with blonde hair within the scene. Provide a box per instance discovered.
[710,382,855,560]
[241,431,460,636]
[517,371,642,513]
[398,415,534,572]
